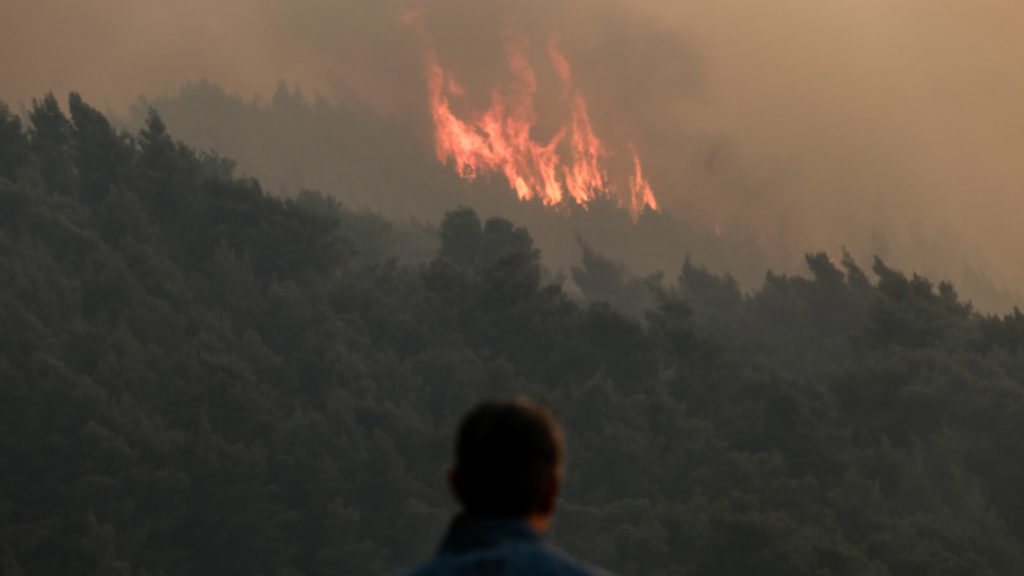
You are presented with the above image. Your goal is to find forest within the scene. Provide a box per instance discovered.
[2,93,1024,575]
[129,81,797,298]
[131,80,1022,314]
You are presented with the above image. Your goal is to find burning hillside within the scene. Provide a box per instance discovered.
[408,15,658,220]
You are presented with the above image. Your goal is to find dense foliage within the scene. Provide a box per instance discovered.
[134,81,1022,313]
[3,94,1024,575]
[132,81,774,292]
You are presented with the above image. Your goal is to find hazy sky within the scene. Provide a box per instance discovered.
[3,0,1023,303]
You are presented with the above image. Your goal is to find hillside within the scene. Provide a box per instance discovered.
[131,81,1023,313]
[130,81,777,291]
[3,94,1024,575]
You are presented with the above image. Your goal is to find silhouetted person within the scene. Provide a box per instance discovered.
[401,397,614,576]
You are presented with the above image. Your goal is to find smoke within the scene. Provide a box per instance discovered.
[3,0,1023,308]
[663,0,1024,306]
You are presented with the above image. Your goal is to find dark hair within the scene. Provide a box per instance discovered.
[454,397,565,518]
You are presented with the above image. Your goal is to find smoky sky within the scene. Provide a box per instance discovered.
[3,0,1023,304]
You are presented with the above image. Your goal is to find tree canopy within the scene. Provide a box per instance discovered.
[2,94,1024,575]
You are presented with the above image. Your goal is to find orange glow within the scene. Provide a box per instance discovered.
[628,142,658,219]
[426,37,566,204]
[411,20,658,219]
[549,40,607,205]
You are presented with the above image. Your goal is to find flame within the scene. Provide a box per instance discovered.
[426,37,566,204]
[549,40,607,205]
[628,142,658,220]
[411,21,658,220]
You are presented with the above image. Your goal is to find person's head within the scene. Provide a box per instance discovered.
[449,397,565,531]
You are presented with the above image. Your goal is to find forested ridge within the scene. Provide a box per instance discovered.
[133,81,1022,313]
[2,93,1024,575]
[131,81,778,295]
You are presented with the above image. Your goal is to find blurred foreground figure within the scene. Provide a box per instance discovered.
[401,398,613,576]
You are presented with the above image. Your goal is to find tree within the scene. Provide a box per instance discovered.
[438,207,482,269]
[69,92,131,204]
[0,103,28,182]
[28,93,74,194]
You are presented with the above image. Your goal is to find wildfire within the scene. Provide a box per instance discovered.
[629,142,658,214]
[410,19,658,220]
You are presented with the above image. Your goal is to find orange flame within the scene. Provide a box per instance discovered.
[427,37,566,204]
[629,142,658,220]
[549,40,607,205]
[412,22,657,220]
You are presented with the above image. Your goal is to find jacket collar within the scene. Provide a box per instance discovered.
[438,515,540,555]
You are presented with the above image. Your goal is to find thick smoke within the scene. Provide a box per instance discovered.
[3,0,1023,308]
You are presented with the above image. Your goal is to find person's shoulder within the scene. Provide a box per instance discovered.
[394,543,617,576]
[536,544,618,576]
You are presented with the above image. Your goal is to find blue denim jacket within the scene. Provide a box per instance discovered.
[401,516,612,576]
